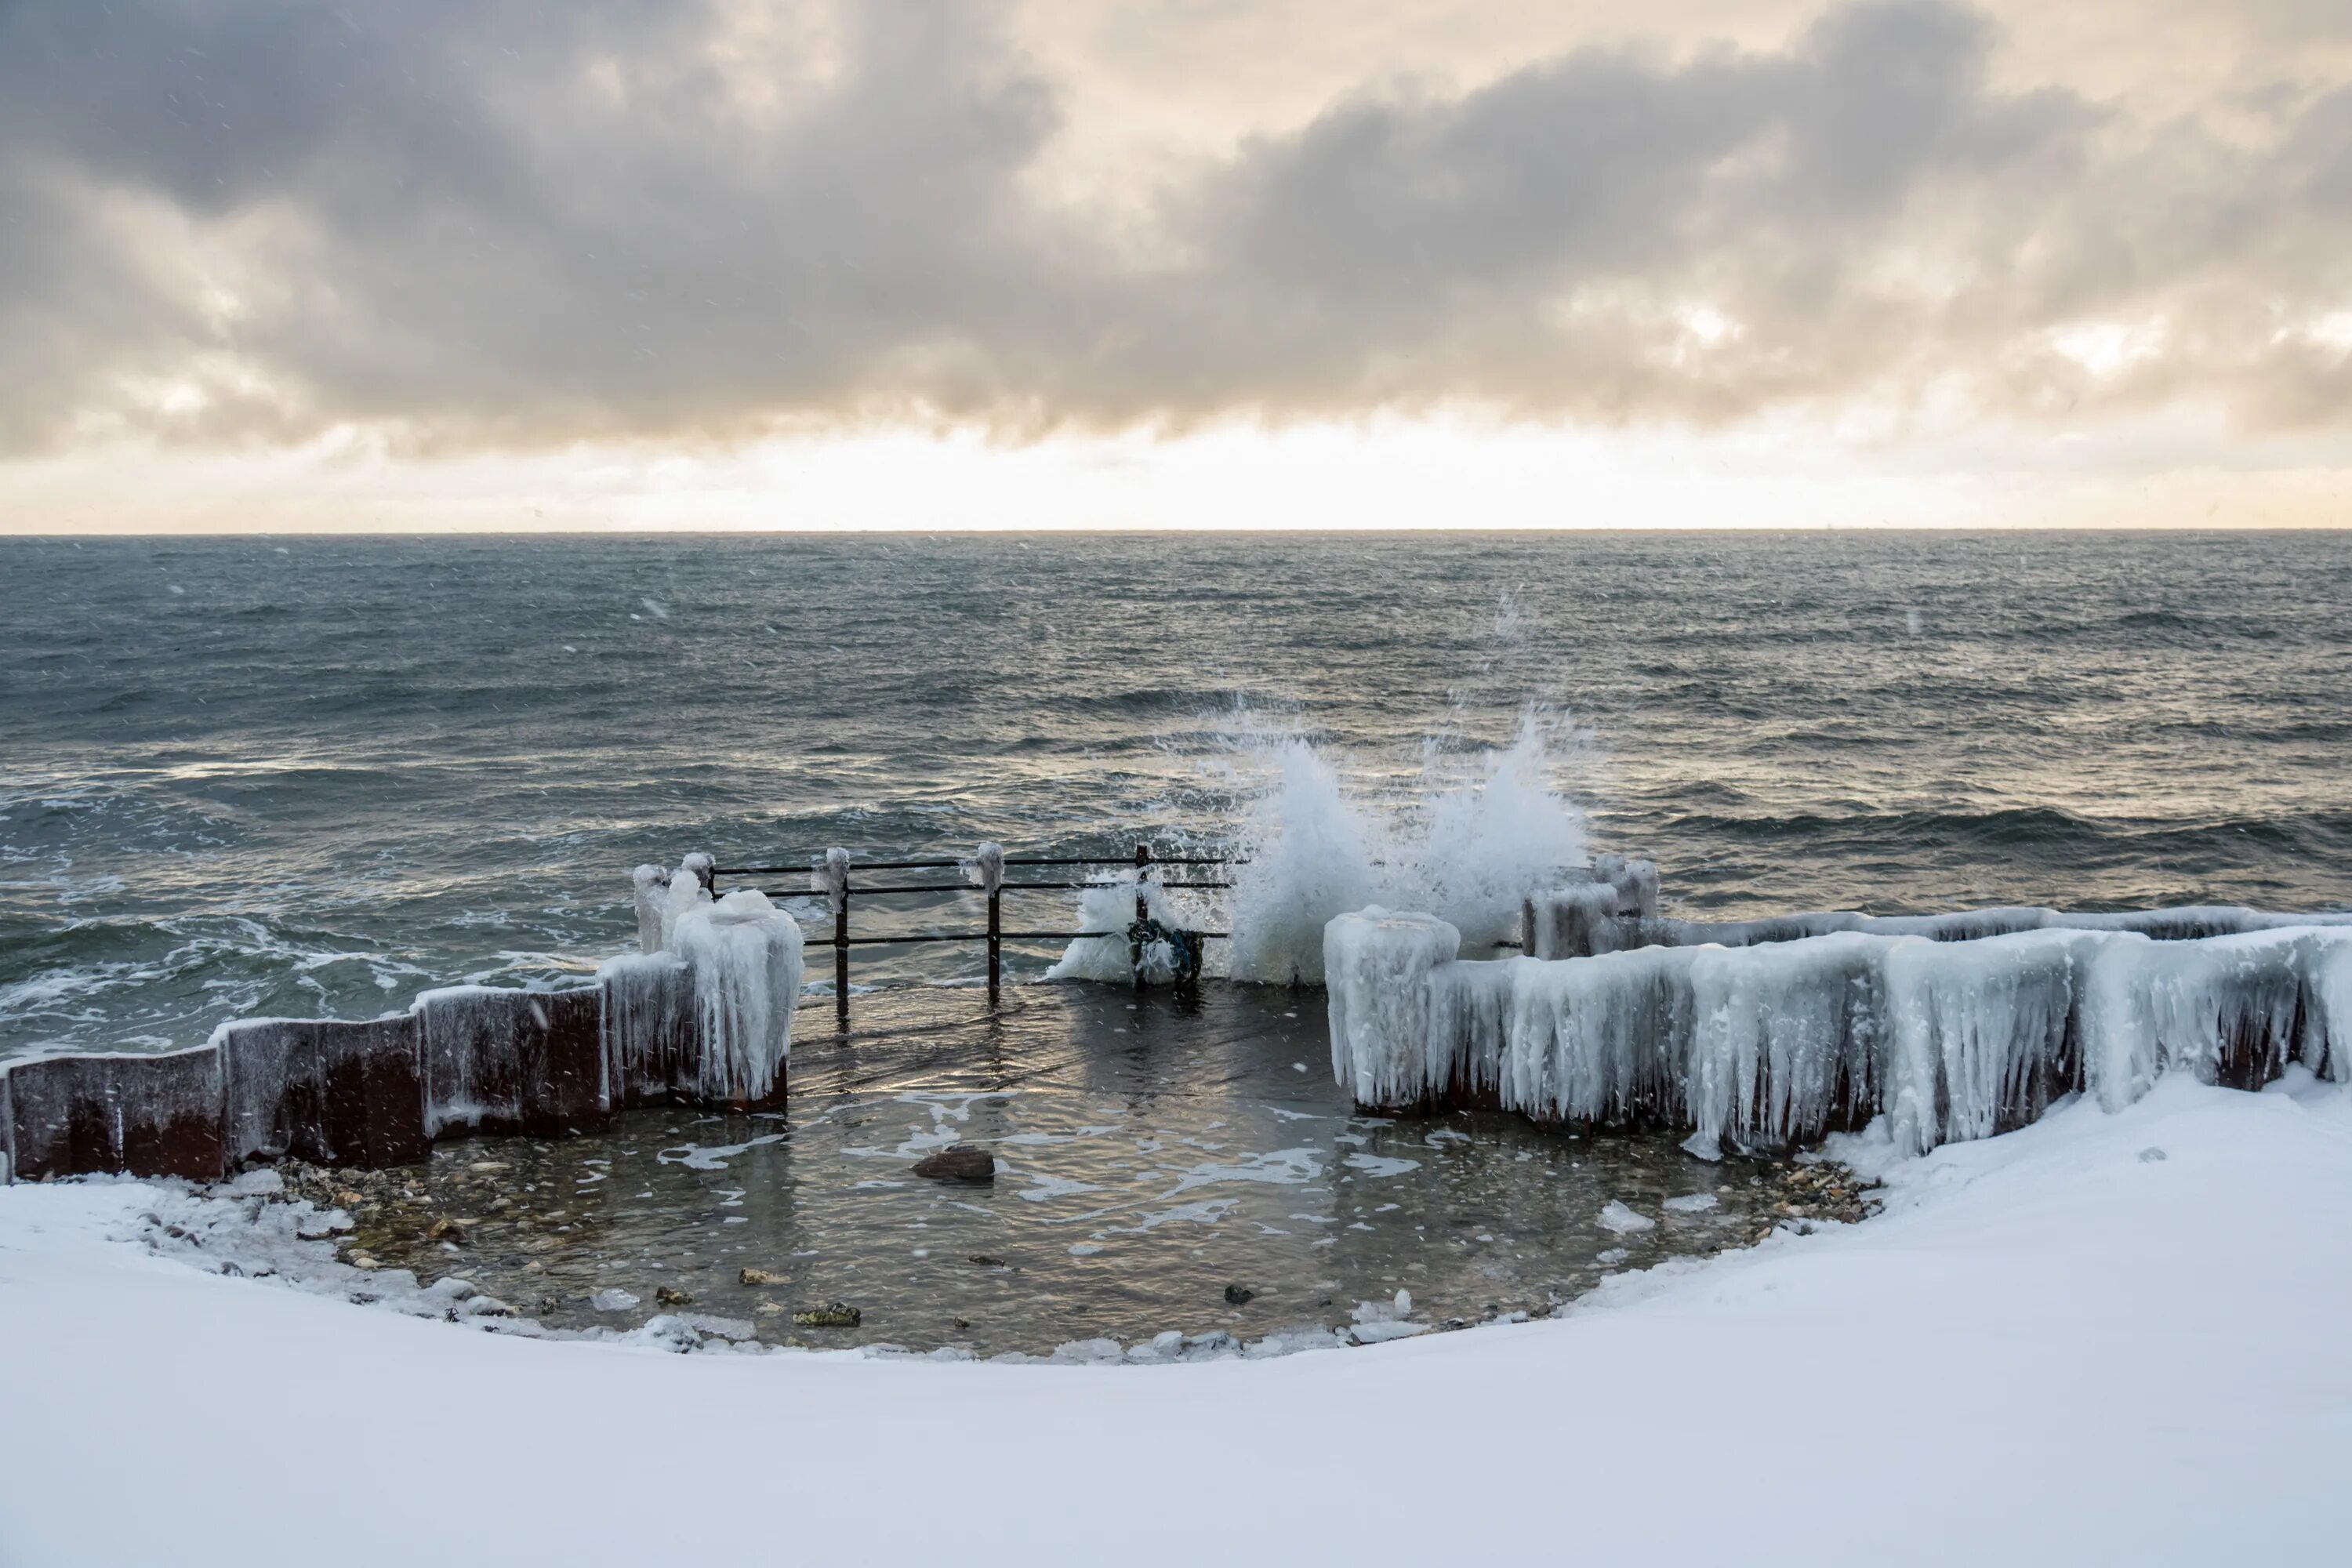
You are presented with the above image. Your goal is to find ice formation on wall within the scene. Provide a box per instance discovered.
[1578,903,2352,956]
[632,864,670,954]
[1325,908,1462,1109]
[669,891,804,1102]
[601,858,805,1105]
[1328,911,2352,1159]
[1522,857,1662,959]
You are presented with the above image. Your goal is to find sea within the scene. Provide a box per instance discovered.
[6,530,2350,1060]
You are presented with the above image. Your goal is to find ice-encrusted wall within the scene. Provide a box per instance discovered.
[1330,913,2352,1158]
[598,871,803,1108]
[3,855,808,1183]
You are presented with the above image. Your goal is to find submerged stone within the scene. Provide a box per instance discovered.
[912,1144,996,1183]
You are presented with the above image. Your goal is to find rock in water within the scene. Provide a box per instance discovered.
[739,1266,788,1287]
[793,1302,861,1328]
[911,1145,995,1183]
[1223,1283,1256,1305]
[655,1286,693,1307]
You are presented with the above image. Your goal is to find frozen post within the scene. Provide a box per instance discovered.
[1323,908,1461,1111]
[815,848,851,1028]
[1131,842,1152,988]
[970,842,1007,1005]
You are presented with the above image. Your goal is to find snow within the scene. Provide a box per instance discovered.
[1338,916,2352,1157]
[2,1075,2347,1563]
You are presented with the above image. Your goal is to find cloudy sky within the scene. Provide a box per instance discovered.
[4,0,2349,530]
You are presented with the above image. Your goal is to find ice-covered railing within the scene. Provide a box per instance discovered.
[1330,909,2352,1159]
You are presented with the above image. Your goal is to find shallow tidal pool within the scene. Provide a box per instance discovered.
[305,982,1865,1357]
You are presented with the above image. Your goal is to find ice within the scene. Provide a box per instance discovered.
[411,985,531,1136]
[1623,904,2352,953]
[668,890,804,1103]
[964,841,1005,895]
[631,864,669,954]
[1046,873,1200,982]
[811,848,851,918]
[1662,1192,1718,1214]
[597,952,696,1102]
[1523,883,1628,960]
[591,1287,640,1312]
[1327,907,2352,1157]
[1597,1200,1656,1234]
[1323,908,1461,1109]
[1684,932,1885,1160]
[659,856,712,949]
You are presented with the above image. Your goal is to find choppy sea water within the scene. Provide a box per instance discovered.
[5,531,2350,1057]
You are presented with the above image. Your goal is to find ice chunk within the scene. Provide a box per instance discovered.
[1661,1192,1717,1214]
[1597,1200,1655,1235]
[1324,908,1461,1109]
[591,1287,640,1312]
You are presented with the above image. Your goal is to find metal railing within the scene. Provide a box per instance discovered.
[707,843,1238,1025]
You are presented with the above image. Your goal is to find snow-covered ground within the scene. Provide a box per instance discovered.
[5,1074,2348,1566]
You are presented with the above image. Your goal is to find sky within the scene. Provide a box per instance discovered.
[2,0,2349,532]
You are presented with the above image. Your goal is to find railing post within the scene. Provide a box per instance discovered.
[987,887,1001,1006]
[835,872,851,1030]
[1131,841,1152,988]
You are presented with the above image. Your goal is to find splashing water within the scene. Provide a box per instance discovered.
[1216,714,1588,983]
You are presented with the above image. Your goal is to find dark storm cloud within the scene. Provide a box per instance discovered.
[0,0,2347,450]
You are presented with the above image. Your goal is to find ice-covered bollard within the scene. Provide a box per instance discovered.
[966,841,1005,895]
[670,889,804,1106]
[1523,883,1628,959]
[659,855,712,949]
[1324,908,1461,1110]
[632,864,669,954]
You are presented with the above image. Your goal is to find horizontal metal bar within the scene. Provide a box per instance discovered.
[735,880,1234,899]
[1001,855,1240,867]
[819,928,1237,945]
[713,854,1249,877]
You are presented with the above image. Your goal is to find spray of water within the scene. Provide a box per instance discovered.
[1218,713,1589,984]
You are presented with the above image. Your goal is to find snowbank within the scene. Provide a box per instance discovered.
[2,1076,2347,1565]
